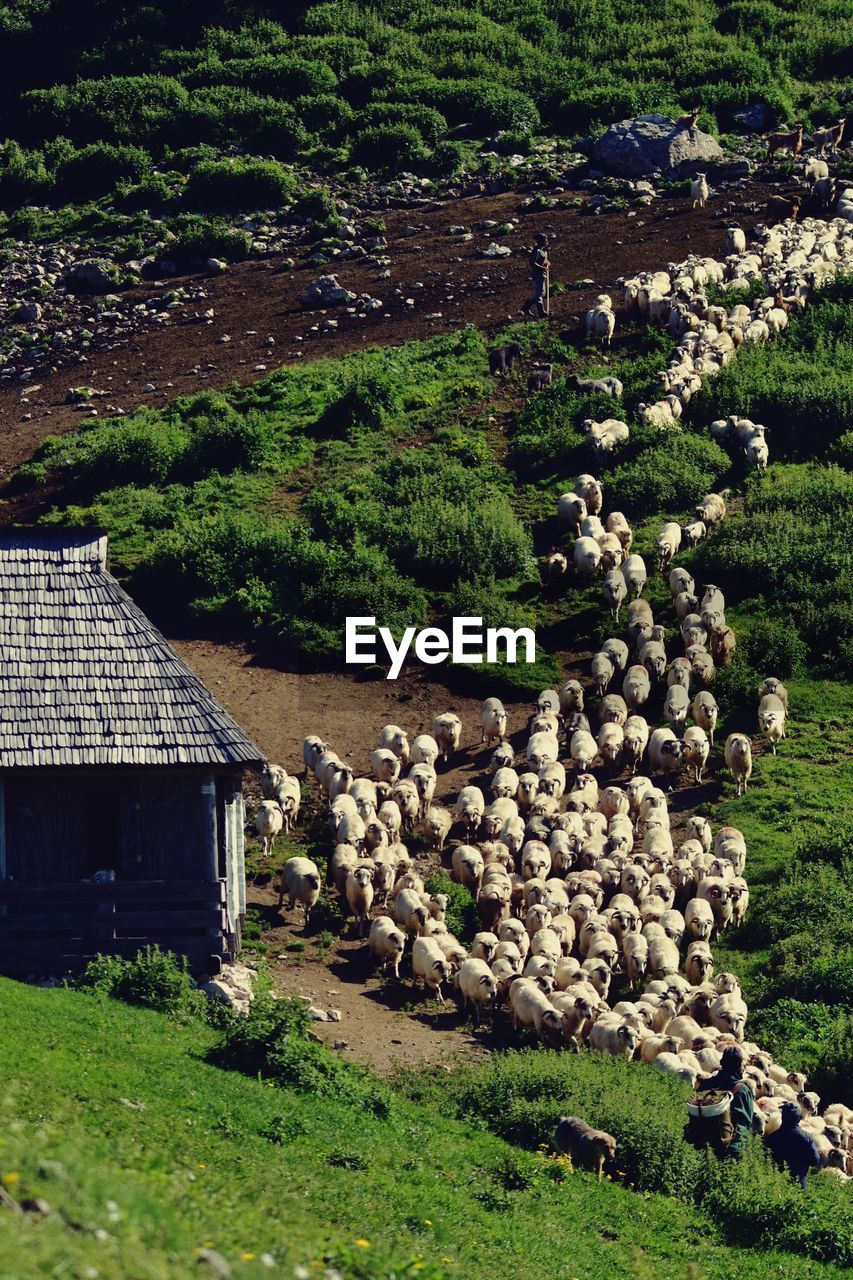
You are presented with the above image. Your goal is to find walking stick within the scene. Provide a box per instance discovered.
[545,266,551,317]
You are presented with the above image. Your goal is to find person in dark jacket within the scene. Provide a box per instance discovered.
[765,1102,822,1188]
[700,1045,755,1157]
[522,232,550,318]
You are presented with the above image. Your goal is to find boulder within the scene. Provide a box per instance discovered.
[300,274,357,308]
[596,114,724,177]
[732,103,774,133]
[62,260,115,294]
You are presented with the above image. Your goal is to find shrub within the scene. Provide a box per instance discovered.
[171,214,252,264]
[315,370,403,435]
[424,872,478,943]
[114,174,173,212]
[183,89,307,158]
[351,123,427,170]
[181,399,271,476]
[295,92,354,138]
[292,185,338,223]
[0,140,51,205]
[183,158,295,212]
[187,54,338,99]
[354,102,447,147]
[424,139,467,176]
[72,414,188,491]
[55,142,151,200]
[607,434,730,518]
[78,945,205,1020]
[209,994,390,1113]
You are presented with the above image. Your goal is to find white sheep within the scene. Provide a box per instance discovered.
[432,712,462,761]
[455,785,486,837]
[682,726,710,781]
[574,535,602,577]
[368,916,406,978]
[586,304,616,348]
[412,936,452,1002]
[692,173,709,209]
[758,693,786,754]
[254,800,283,856]
[423,804,453,850]
[278,856,322,922]
[691,690,719,745]
[378,724,410,763]
[558,492,587,534]
[345,864,375,936]
[411,734,440,768]
[481,696,508,746]
[456,958,498,1025]
[370,747,401,784]
[725,733,753,794]
[621,554,647,598]
[656,522,682,572]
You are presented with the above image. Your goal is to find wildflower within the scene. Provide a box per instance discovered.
[294,1267,310,1279]
[1,1172,20,1188]
[354,1239,370,1249]
[242,1253,256,1261]
[423,1218,432,1225]
[198,1163,206,1170]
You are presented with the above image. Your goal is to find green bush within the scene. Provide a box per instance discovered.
[292,185,338,223]
[209,994,390,1113]
[351,123,427,170]
[315,370,403,436]
[78,945,204,1020]
[0,140,51,205]
[187,54,338,100]
[354,102,447,147]
[183,158,295,212]
[72,414,188,491]
[114,173,173,211]
[424,139,467,176]
[295,92,354,138]
[424,872,478,943]
[749,1000,853,1106]
[55,142,151,200]
[607,434,730,518]
[180,396,271,476]
[171,214,252,265]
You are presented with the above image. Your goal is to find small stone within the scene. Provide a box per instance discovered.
[332,1040,348,1050]
[307,1006,329,1022]
[326,1009,342,1022]
[142,382,155,393]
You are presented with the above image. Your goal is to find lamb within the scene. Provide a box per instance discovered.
[622,664,651,712]
[412,936,452,1002]
[481,696,508,746]
[452,844,485,895]
[278,856,322,923]
[456,956,499,1025]
[691,173,709,209]
[420,716,457,768]
[544,550,569,582]
[656,522,682,572]
[488,342,522,377]
[423,804,453,851]
[254,800,283,856]
[368,916,406,978]
[345,864,375,936]
[648,727,684,788]
[725,733,753,794]
[554,1115,617,1181]
[758,693,786,754]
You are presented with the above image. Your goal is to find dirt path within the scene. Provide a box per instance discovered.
[0,180,776,502]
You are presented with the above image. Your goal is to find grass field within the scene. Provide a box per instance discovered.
[0,978,850,1280]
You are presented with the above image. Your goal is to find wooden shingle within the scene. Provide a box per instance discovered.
[0,530,263,769]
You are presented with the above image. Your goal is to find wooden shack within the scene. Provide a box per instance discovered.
[0,528,264,974]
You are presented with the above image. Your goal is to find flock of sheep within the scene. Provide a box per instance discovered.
[576,210,853,476]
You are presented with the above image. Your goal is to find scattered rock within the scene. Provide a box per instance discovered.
[596,114,724,177]
[482,242,512,258]
[205,258,227,273]
[13,302,42,323]
[62,260,116,295]
[300,275,357,308]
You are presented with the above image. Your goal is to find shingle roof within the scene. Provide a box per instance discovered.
[0,529,264,769]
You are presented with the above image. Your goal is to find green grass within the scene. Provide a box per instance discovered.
[0,979,850,1280]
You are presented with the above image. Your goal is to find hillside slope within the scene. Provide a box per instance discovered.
[0,978,848,1280]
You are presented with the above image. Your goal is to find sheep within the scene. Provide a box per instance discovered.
[456,957,499,1024]
[278,856,322,922]
[656,522,682,572]
[697,876,734,936]
[527,731,560,771]
[589,1018,642,1058]
[544,550,569,582]
[663,684,690,732]
[481,697,508,746]
[558,492,587,534]
[452,845,485,895]
[622,715,650,773]
[682,726,710,782]
[488,342,522,377]
[412,936,452,1002]
[639,1033,684,1064]
[652,1052,698,1086]
[509,977,564,1045]
[345,864,375,936]
[393,887,430,936]
[576,474,604,515]
[758,678,789,712]
[598,531,625,572]
[599,694,628,726]
[586,304,616,348]
[621,665,650,713]
[554,1115,617,1181]
[302,735,329,774]
[590,650,614,697]
[538,760,567,799]
[622,933,649,986]
[254,800,283,856]
[582,417,629,458]
[695,493,727,526]
[596,722,624,770]
[710,993,748,1041]
[758,693,786,754]
[621,554,647,598]
[725,733,753,794]
[691,691,719,745]
[725,225,747,255]
[426,713,460,764]
[574,535,602,577]
[378,724,410,764]
[648,727,684,788]
[567,374,623,399]
[261,762,287,799]
[684,897,715,943]
[685,940,714,986]
[423,804,453,851]
[691,173,709,209]
[370,748,401,784]
[453,784,484,838]
[368,916,406,978]
[681,519,706,547]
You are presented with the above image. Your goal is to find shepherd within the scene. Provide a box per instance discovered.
[523,232,551,319]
